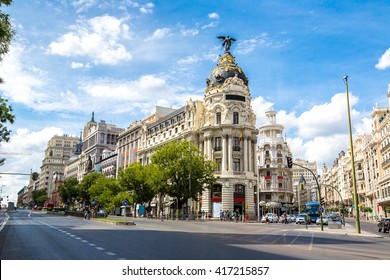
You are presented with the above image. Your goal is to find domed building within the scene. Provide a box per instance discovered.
[199,39,258,219]
[137,37,258,219]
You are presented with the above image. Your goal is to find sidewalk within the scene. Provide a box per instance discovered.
[0,208,9,232]
[297,221,383,238]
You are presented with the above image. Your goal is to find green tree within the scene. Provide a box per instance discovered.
[77,172,104,206]
[118,163,157,216]
[0,1,15,143]
[89,176,124,212]
[58,177,79,210]
[151,140,217,209]
[32,189,49,207]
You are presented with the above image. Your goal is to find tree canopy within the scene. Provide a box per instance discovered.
[151,140,217,208]
[0,0,15,143]
[58,177,79,209]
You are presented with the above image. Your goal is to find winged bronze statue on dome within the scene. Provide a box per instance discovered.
[217,35,236,53]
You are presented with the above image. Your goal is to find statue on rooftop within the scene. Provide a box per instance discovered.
[217,35,236,53]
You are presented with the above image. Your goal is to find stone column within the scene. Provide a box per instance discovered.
[222,181,234,211]
[201,187,211,213]
[228,136,233,171]
[222,134,227,171]
[208,136,212,160]
[248,138,252,172]
[244,135,248,172]
[246,181,255,219]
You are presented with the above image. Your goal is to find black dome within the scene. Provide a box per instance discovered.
[206,52,248,90]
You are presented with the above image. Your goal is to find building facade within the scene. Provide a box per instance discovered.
[321,85,390,218]
[137,46,258,218]
[39,134,79,199]
[257,110,294,216]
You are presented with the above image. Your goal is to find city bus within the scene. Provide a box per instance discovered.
[305,201,321,223]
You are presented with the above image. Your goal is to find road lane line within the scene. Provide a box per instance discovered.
[308,232,314,250]
[95,247,105,251]
[105,252,116,256]
[287,233,302,246]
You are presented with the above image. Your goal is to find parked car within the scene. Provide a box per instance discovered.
[377,218,390,233]
[97,209,108,218]
[296,213,310,224]
[316,215,329,225]
[287,214,296,222]
[261,213,279,223]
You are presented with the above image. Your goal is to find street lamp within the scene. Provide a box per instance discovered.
[323,184,346,227]
[343,75,361,234]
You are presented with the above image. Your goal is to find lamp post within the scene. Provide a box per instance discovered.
[288,159,324,231]
[323,184,346,227]
[343,75,361,234]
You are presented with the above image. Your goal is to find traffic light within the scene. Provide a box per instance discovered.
[320,197,325,206]
[32,172,39,180]
[286,156,293,168]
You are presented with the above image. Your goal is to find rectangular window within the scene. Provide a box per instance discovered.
[216,112,221,124]
[233,159,240,172]
[215,137,222,151]
[233,112,239,124]
[215,158,222,171]
[233,137,240,151]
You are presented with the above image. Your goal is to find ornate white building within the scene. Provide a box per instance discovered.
[257,110,294,215]
[137,41,258,218]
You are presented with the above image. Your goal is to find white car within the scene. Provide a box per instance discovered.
[296,213,310,224]
[261,213,279,223]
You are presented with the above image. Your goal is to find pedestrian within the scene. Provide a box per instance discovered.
[245,213,249,223]
[160,210,165,221]
[201,210,205,221]
[219,210,223,221]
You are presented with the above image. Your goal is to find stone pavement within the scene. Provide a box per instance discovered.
[299,220,383,238]
[0,208,9,232]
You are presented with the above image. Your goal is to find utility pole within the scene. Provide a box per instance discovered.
[343,76,361,234]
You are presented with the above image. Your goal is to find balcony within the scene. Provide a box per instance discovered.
[265,176,271,181]
[277,176,284,180]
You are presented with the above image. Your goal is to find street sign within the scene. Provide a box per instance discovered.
[122,199,128,206]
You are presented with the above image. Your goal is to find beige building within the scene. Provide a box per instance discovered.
[257,110,294,216]
[291,158,318,209]
[137,47,258,219]
[39,134,79,199]
[321,85,390,218]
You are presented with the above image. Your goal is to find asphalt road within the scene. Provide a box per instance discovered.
[1,210,389,260]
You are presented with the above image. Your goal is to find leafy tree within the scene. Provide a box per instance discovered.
[77,172,104,206]
[117,163,157,216]
[0,1,15,143]
[89,176,124,212]
[32,189,49,207]
[58,177,79,210]
[151,140,217,209]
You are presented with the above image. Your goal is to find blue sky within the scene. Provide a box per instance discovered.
[1,0,390,202]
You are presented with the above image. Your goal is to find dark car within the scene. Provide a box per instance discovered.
[377,218,390,233]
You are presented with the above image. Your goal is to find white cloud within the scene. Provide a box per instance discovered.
[139,2,155,14]
[375,48,390,70]
[208,13,220,20]
[236,33,289,55]
[71,0,96,13]
[180,28,199,37]
[145,28,171,41]
[79,75,202,115]
[201,21,218,29]
[295,92,360,139]
[288,134,349,167]
[0,43,47,107]
[71,61,90,69]
[0,127,64,205]
[48,15,132,65]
